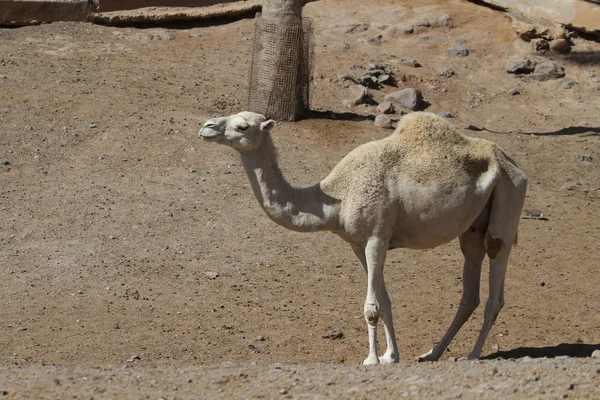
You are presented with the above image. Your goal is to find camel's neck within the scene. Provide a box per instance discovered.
[239,134,339,233]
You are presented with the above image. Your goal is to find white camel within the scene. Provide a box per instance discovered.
[200,111,527,365]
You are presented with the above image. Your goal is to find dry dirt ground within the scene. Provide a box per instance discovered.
[1,0,600,398]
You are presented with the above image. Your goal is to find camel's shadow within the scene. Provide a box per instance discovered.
[483,343,600,360]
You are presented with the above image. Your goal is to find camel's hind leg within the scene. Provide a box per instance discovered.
[418,212,487,362]
[468,174,527,360]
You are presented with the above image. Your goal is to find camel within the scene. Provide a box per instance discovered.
[200,111,527,365]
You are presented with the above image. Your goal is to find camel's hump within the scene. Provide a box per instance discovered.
[392,112,467,147]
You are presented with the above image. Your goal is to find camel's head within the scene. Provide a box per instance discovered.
[200,111,275,152]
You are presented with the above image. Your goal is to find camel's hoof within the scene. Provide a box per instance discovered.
[417,349,438,362]
[363,355,380,365]
[380,351,399,364]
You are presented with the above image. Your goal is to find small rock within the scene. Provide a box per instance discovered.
[550,38,571,54]
[203,271,219,279]
[155,31,175,41]
[560,81,574,89]
[391,258,401,264]
[374,114,394,129]
[591,349,600,358]
[447,48,470,57]
[506,58,537,74]
[440,68,454,78]
[384,88,423,111]
[0,159,9,165]
[0,390,8,396]
[578,154,593,163]
[377,101,395,114]
[343,85,374,107]
[522,208,544,219]
[322,330,344,340]
[539,281,546,287]
[126,355,141,362]
[248,344,259,353]
[530,61,565,81]
[84,120,97,128]
[340,22,369,34]
[393,59,421,68]
[507,88,520,96]
[338,73,357,83]
[531,38,549,52]
[256,336,266,342]
[437,110,454,118]
[383,23,414,37]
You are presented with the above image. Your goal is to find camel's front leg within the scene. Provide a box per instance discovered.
[352,240,399,365]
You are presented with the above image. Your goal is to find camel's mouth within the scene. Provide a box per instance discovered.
[200,126,222,142]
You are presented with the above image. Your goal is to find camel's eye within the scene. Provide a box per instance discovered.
[238,124,249,131]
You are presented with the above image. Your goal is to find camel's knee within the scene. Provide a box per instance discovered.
[460,295,480,314]
[483,298,503,322]
[484,233,504,260]
[364,302,380,326]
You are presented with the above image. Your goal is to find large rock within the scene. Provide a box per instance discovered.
[384,88,423,111]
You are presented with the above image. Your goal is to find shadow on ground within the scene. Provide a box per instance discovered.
[307,110,376,122]
[484,343,600,359]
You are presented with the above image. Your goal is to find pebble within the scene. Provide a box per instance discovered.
[508,88,520,96]
[590,350,600,358]
[447,48,470,57]
[550,38,571,54]
[577,154,592,163]
[0,159,9,165]
[203,271,219,279]
[322,330,344,340]
[438,110,454,118]
[440,68,454,77]
[84,120,97,128]
[256,336,266,342]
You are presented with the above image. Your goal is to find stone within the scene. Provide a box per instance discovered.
[155,31,175,41]
[391,59,421,68]
[506,58,537,74]
[530,61,565,80]
[0,159,9,165]
[591,349,600,358]
[377,101,395,114]
[338,73,357,83]
[322,330,344,340]
[454,38,467,48]
[560,81,574,89]
[203,271,219,279]
[440,68,454,77]
[512,20,537,41]
[340,23,369,34]
[507,88,520,96]
[532,38,549,52]
[578,154,593,163]
[374,114,394,129]
[84,120,97,128]
[437,110,453,118]
[384,88,423,111]
[550,38,571,54]
[343,85,374,107]
[448,48,469,57]
[383,23,414,37]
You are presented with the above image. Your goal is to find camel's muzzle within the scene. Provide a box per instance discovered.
[200,125,221,141]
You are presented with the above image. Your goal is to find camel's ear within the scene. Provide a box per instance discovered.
[260,120,276,132]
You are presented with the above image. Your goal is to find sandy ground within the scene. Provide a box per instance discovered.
[1,0,599,397]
